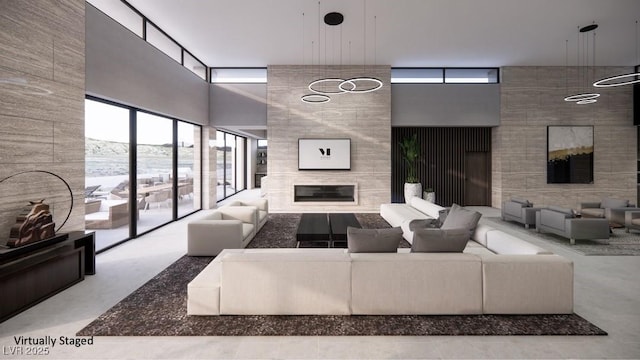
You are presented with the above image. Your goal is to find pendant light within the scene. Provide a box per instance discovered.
[339,0,382,93]
[303,0,383,100]
[301,8,331,104]
[593,20,640,88]
[564,24,600,105]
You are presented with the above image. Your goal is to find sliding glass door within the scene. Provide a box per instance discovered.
[177,122,200,217]
[85,100,131,250]
[136,112,174,233]
[85,97,202,252]
[216,130,247,201]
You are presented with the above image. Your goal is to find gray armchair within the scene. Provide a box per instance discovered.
[501,197,541,229]
[536,206,609,245]
[579,197,639,226]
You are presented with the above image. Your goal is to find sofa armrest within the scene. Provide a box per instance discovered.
[502,201,524,218]
[522,207,542,225]
[565,218,610,239]
[218,206,257,224]
[606,207,640,225]
[481,254,573,314]
[188,220,244,256]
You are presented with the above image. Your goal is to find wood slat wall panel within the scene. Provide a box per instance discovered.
[392,127,492,206]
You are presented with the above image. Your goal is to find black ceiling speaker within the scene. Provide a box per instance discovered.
[324,12,344,26]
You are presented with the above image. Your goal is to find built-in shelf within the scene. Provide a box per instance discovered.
[256,146,267,188]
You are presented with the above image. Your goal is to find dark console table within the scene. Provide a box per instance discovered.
[0,231,95,323]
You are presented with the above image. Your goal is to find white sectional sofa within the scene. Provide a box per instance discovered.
[380,197,445,243]
[187,223,574,316]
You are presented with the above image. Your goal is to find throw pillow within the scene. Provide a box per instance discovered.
[409,218,438,231]
[440,203,482,235]
[347,227,402,253]
[411,228,470,252]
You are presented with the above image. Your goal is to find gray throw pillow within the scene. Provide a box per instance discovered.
[411,228,470,252]
[347,227,402,253]
[440,204,482,234]
[409,218,438,231]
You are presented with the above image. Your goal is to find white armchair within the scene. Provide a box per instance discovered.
[187,207,256,256]
[225,198,269,233]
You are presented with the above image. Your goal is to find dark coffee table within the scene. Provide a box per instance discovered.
[296,213,361,248]
[296,213,330,247]
[329,213,361,247]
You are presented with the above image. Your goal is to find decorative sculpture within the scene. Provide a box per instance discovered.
[7,199,55,247]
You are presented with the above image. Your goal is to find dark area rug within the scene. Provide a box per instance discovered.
[484,217,640,256]
[78,213,607,337]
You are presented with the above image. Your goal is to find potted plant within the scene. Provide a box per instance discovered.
[399,133,422,203]
[423,188,435,203]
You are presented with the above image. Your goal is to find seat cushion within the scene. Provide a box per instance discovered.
[581,208,605,218]
[347,227,403,253]
[408,218,439,231]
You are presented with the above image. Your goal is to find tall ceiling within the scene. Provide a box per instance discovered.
[118,0,640,68]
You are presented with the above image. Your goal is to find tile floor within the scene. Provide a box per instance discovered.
[1,197,639,359]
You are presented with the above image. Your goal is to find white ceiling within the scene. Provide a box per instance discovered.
[122,0,640,68]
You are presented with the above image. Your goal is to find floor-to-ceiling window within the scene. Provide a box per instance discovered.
[177,122,200,217]
[85,97,202,252]
[216,130,247,201]
[136,112,174,233]
[85,99,131,250]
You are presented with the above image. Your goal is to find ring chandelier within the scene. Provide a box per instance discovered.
[301,6,384,104]
[592,20,640,88]
[301,94,331,104]
[564,24,600,105]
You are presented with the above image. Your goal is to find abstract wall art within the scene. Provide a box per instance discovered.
[547,126,594,184]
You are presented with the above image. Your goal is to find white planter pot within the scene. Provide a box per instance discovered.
[404,183,422,203]
[424,191,435,203]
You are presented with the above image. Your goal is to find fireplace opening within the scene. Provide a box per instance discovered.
[294,185,355,202]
